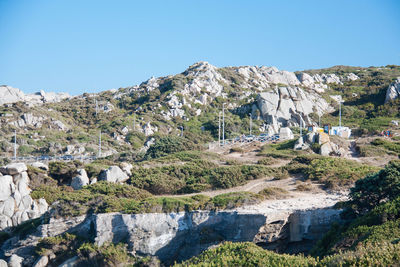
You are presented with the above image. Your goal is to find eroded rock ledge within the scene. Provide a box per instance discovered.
[2,208,341,265]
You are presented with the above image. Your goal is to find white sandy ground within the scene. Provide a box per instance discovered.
[237,191,348,214]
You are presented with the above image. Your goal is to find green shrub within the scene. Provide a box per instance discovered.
[77,242,135,266]
[350,160,400,214]
[230,147,244,153]
[300,156,379,189]
[174,242,317,267]
[258,187,289,199]
[144,136,202,160]
[371,138,400,154]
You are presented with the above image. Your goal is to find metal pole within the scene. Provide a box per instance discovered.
[319,114,321,127]
[98,131,101,157]
[249,113,252,135]
[218,112,221,147]
[133,113,136,131]
[300,117,302,137]
[222,103,225,145]
[95,99,98,117]
[13,130,16,160]
[339,101,342,128]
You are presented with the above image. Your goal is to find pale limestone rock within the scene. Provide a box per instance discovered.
[279,127,294,140]
[8,254,24,267]
[0,214,12,229]
[57,256,79,267]
[33,255,48,267]
[71,169,89,190]
[257,86,331,134]
[385,77,400,103]
[52,120,68,131]
[98,166,129,183]
[0,163,27,176]
[0,85,25,105]
[0,175,13,201]
[0,259,7,267]
[30,162,49,171]
[2,197,15,217]
[120,162,133,176]
[320,142,334,156]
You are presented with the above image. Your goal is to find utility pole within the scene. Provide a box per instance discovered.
[98,131,102,158]
[95,99,98,117]
[218,112,221,147]
[339,101,342,128]
[222,103,225,145]
[318,114,321,127]
[13,130,16,160]
[249,113,252,135]
[133,113,136,131]
[300,117,303,137]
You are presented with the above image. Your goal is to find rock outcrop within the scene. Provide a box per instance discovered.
[385,77,400,103]
[0,85,70,107]
[2,207,341,265]
[98,166,129,183]
[0,163,48,230]
[257,86,332,133]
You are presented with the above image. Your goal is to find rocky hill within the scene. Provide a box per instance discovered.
[1,62,399,160]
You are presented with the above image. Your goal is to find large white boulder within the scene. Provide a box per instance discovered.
[385,77,400,103]
[71,169,89,190]
[0,259,7,267]
[98,166,129,183]
[279,127,294,140]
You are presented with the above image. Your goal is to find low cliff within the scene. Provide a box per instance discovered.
[2,208,341,265]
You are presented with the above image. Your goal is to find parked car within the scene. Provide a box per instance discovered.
[245,135,256,142]
[61,155,73,160]
[39,155,50,161]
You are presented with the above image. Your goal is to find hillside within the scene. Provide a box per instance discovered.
[0,63,399,160]
[1,63,400,266]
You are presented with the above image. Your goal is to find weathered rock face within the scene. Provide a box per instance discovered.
[0,85,70,107]
[0,86,25,106]
[385,77,400,103]
[118,62,356,131]
[257,86,332,133]
[0,163,48,230]
[5,208,339,265]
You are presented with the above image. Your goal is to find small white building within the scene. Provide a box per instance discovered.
[330,126,351,138]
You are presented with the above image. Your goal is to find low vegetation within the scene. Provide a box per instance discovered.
[130,160,277,194]
[286,155,379,189]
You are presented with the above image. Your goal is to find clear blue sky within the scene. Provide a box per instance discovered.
[0,0,399,94]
